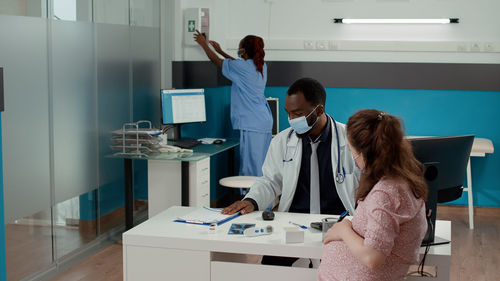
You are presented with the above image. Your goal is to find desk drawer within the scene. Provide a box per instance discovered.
[125,246,210,281]
[195,158,210,174]
[191,158,210,182]
[189,158,210,207]
[197,178,209,189]
[211,261,317,281]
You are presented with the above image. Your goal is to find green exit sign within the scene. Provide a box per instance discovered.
[188,20,195,32]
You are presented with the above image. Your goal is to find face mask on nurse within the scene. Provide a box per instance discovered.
[288,105,319,136]
[237,48,245,59]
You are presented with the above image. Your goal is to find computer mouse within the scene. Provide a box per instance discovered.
[262,210,275,221]
[213,139,223,145]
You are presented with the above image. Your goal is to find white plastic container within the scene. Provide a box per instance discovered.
[283,227,304,244]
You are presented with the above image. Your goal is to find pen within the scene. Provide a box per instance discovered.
[184,220,208,225]
[337,209,350,222]
[289,221,308,230]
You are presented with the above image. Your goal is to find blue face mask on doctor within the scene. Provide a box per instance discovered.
[288,105,319,135]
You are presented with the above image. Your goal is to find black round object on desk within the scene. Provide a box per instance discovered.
[262,210,275,221]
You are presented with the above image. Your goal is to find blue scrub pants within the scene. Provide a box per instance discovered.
[239,130,272,177]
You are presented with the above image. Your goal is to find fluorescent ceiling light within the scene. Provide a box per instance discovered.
[334,18,459,24]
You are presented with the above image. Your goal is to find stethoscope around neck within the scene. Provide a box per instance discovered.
[283,117,346,184]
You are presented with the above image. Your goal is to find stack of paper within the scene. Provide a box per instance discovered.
[175,206,240,225]
[110,120,162,156]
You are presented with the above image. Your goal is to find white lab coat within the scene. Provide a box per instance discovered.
[244,115,361,214]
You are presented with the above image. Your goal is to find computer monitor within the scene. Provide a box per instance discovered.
[408,135,474,245]
[161,89,206,124]
[161,89,206,141]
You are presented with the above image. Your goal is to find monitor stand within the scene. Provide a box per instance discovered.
[421,235,450,247]
[422,162,439,246]
[167,124,181,141]
[166,124,200,148]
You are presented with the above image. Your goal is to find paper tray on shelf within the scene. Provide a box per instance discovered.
[111,138,161,145]
[111,129,161,135]
[110,120,162,156]
[110,145,154,152]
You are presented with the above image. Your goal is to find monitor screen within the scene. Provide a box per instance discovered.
[408,135,474,202]
[161,89,206,124]
[408,135,474,244]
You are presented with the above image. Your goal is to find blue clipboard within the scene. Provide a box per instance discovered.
[173,207,241,226]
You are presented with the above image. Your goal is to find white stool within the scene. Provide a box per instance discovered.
[465,138,494,229]
[219,176,259,196]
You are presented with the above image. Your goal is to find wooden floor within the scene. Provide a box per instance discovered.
[50,205,500,281]
[5,224,94,281]
[437,206,500,281]
[51,244,123,281]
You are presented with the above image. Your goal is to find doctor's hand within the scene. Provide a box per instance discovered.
[221,200,255,215]
[193,29,208,47]
[323,219,352,244]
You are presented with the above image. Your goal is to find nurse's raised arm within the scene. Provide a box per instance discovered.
[193,29,223,67]
[209,40,235,60]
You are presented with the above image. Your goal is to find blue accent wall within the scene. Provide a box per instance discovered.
[181,87,234,139]
[79,86,500,223]
[0,115,7,281]
[79,191,97,221]
[265,87,500,207]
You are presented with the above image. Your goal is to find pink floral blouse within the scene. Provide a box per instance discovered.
[318,177,427,281]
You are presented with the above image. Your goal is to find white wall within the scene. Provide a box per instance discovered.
[172,0,500,63]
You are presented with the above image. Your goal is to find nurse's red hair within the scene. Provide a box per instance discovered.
[241,35,265,77]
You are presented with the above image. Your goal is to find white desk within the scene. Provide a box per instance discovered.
[123,206,451,281]
[465,138,494,229]
[108,140,239,229]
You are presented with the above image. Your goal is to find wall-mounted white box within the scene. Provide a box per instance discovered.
[184,8,209,46]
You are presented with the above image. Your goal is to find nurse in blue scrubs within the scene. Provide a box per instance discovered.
[194,30,273,177]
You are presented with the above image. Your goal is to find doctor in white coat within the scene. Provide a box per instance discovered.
[222,78,361,218]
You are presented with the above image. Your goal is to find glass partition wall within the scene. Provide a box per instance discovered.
[0,0,160,279]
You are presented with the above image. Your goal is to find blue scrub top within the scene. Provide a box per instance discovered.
[222,59,272,133]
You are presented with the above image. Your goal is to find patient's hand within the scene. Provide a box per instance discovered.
[323,219,352,244]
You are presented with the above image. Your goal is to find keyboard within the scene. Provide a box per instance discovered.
[170,138,201,149]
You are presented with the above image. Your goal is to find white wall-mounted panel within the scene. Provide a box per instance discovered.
[225,38,500,53]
